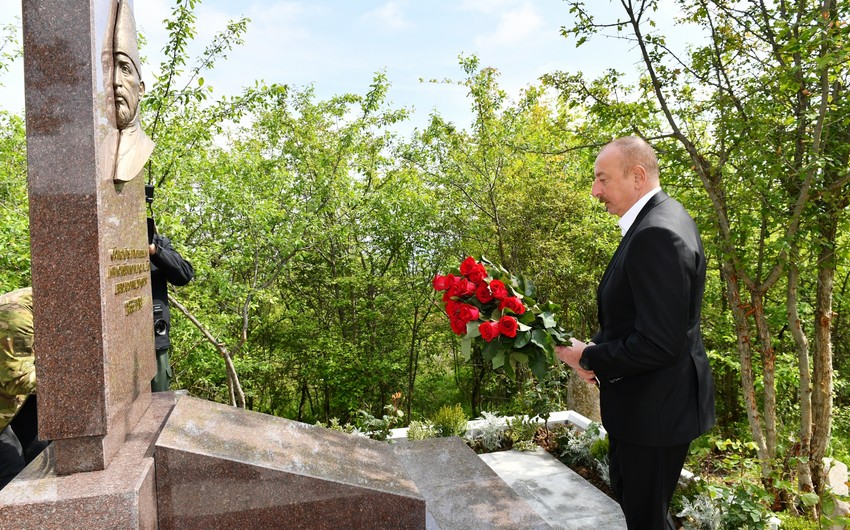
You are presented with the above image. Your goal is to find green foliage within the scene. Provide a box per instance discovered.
[504,415,540,448]
[552,421,606,471]
[0,5,846,522]
[314,417,356,435]
[406,420,436,441]
[675,480,774,530]
[775,513,819,530]
[355,404,404,441]
[430,404,468,438]
[0,111,29,292]
[473,411,507,452]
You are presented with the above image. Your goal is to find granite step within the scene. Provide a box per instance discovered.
[392,437,552,529]
[480,448,627,529]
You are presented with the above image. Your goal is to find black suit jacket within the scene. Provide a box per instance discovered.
[584,191,715,447]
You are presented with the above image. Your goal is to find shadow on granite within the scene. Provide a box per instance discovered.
[155,396,425,529]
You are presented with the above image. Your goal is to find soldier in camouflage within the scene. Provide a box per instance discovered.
[0,287,36,489]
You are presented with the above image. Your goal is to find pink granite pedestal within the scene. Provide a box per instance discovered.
[0,393,178,530]
[155,396,426,529]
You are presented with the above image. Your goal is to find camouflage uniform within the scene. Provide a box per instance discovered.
[0,288,36,432]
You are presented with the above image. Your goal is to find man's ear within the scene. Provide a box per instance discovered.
[632,164,647,189]
[139,80,146,97]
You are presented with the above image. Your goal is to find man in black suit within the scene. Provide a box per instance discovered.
[557,137,715,529]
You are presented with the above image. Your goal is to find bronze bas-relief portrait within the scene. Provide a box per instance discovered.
[112,0,154,183]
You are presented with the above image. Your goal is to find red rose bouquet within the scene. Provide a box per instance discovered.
[433,256,569,380]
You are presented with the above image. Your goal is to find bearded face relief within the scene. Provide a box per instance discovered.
[113,51,143,130]
[111,0,154,183]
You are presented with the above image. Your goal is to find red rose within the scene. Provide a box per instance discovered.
[466,263,487,284]
[445,299,462,316]
[479,321,501,342]
[499,296,526,315]
[450,316,467,335]
[433,274,454,291]
[458,304,480,323]
[498,315,518,338]
[459,256,477,276]
[489,279,509,300]
[475,283,494,303]
[448,278,475,298]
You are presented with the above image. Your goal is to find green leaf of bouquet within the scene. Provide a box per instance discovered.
[513,330,531,348]
[503,357,516,379]
[550,328,569,345]
[541,312,557,328]
[465,321,481,338]
[511,351,529,365]
[519,312,536,325]
[490,308,502,320]
[492,352,505,369]
[482,339,501,361]
[460,337,472,360]
[530,329,550,348]
[530,352,549,380]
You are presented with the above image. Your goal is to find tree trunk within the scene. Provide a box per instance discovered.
[751,291,777,458]
[786,243,814,494]
[168,294,246,408]
[810,226,836,497]
[722,265,772,477]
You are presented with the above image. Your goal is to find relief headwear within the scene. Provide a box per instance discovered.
[114,0,142,78]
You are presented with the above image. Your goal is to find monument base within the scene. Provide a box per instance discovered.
[155,396,426,529]
[0,392,177,530]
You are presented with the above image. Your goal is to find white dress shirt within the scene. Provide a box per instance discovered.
[618,186,662,236]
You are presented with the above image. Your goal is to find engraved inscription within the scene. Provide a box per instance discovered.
[114,276,148,295]
[107,261,150,278]
[124,296,145,316]
[108,246,150,309]
[110,248,148,261]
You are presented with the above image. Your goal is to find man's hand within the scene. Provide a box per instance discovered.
[556,338,597,385]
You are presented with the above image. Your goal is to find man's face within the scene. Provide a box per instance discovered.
[113,52,144,129]
[591,146,640,217]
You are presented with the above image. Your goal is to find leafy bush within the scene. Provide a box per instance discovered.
[315,417,358,435]
[474,411,507,451]
[406,420,436,440]
[504,415,541,451]
[431,404,468,438]
[553,421,605,468]
[356,404,404,441]
[674,479,773,530]
[775,513,819,530]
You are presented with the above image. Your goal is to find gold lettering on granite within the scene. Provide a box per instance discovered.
[110,248,148,261]
[107,261,150,278]
[124,296,146,316]
[114,276,148,295]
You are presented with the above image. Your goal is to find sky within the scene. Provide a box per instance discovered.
[0,0,697,134]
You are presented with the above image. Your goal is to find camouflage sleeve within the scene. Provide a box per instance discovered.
[0,297,37,400]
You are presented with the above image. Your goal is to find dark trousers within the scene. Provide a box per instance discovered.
[151,347,172,392]
[9,395,48,465]
[609,436,690,530]
[0,424,25,490]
